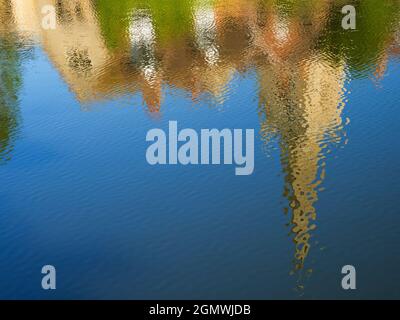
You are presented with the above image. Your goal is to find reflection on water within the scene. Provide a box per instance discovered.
[1,0,400,296]
[258,53,347,284]
[0,0,24,164]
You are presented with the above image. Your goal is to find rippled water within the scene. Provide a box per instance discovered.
[1,0,400,299]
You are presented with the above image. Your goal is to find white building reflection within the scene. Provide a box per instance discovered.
[129,10,158,85]
[193,4,219,65]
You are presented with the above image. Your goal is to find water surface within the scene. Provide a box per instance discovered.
[1,0,400,299]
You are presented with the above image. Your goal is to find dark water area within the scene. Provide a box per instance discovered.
[0,0,400,299]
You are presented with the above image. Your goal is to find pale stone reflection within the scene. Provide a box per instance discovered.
[10,0,41,36]
[9,0,111,102]
[258,54,346,278]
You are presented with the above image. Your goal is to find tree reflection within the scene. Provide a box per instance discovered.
[0,0,24,164]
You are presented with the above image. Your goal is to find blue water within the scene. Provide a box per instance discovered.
[1,0,400,299]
